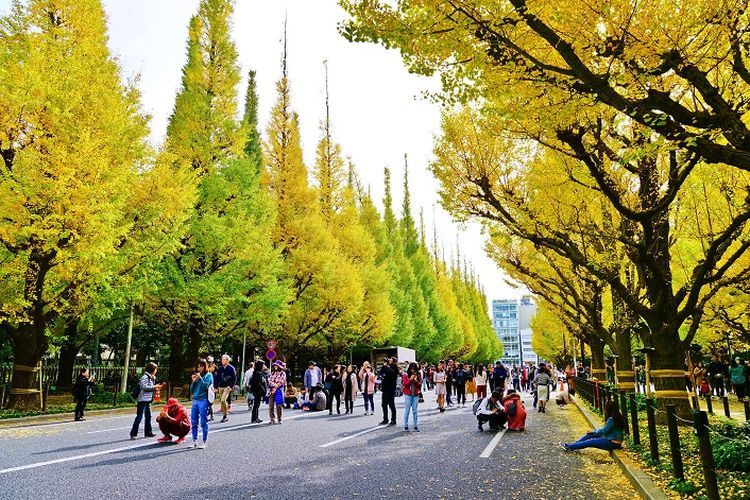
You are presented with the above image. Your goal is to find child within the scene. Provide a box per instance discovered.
[699,378,710,398]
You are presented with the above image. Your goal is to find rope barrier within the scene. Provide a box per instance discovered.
[704,424,750,445]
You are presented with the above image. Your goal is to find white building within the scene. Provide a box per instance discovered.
[492,295,539,366]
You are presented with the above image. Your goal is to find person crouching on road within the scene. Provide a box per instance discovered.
[561,400,624,452]
[503,390,526,431]
[130,362,165,440]
[73,368,95,421]
[156,397,191,444]
[189,358,213,449]
[302,384,327,411]
[402,362,422,432]
[476,391,506,432]
[268,360,287,424]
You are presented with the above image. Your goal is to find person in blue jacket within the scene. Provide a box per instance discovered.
[189,358,214,449]
[561,400,624,451]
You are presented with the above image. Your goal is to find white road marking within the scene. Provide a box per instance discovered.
[0,410,323,474]
[318,424,388,448]
[479,428,507,458]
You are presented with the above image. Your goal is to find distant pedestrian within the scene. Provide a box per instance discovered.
[206,356,216,421]
[445,362,454,407]
[249,361,267,423]
[268,360,287,424]
[342,365,358,414]
[474,364,488,400]
[243,362,254,411]
[214,354,236,423]
[189,358,213,448]
[402,362,422,432]
[454,363,468,408]
[72,368,95,421]
[465,365,476,402]
[534,364,551,413]
[492,362,507,393]
[327,365,343,415]
[304,361,322,394]
[130,362,165,440]
[511,366,521,392]
[379,358,399,425]
[156,397,191,444]
[730,358,747,401]
[433,361,447,413]
[561,400,624,452]
[359,362,376,415]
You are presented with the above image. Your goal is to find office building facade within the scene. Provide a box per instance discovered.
[492,295,539,366]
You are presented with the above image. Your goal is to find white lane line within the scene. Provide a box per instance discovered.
[86,426,132,434]
[319,425,388,448]
[479,428,507,458]
[0,410,324,475]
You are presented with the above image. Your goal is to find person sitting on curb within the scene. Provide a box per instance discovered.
[560,400,624,452]
[156,397,191,444]
[302,384,327,411]
[503,390,526,431]
[474,390,506,432]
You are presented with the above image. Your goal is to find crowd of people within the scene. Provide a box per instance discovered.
[690,355,750,401]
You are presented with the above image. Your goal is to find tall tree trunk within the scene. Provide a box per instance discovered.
[168,329,185,386]
[182,320,202,386]
[589,337,606,381]
[56,339,79,390]
[7,323,46,410]
[613,328,634,391]
[650,326,692,421]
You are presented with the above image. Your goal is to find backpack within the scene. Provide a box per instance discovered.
[130,379,141,400]
[507,399,517,416]
[472,398,483,416]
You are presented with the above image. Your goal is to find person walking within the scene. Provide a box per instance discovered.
[454,363,468,408]
[359,362,376,415]
[243,361,254,411]
[433,361,447,413]
[474,364,488,400]
[73,368,95,421]
[213,354,236,423]
[534,364,551,413]
[521,364,529,392]
[327,365,343,415]
[342,364,359,414]
[249,361,267,423]
[379,358,399,425]
[445,362,454,407]
[268,360,287,424]
[730,358,747,401]
[304,361,322,394]
[189,358,213,448]
[465,365,476,402]
[511,366,521,392]
[130,362,164,440]
[402,362,422,432]
[206,356,216,421]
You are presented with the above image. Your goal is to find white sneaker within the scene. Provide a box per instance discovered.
[198,440,206,449]
[189,439,198,448]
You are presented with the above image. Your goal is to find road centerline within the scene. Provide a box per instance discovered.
[479,428,507,458]
[319,424,388,448]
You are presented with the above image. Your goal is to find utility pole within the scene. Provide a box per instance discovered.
[120,303,134,394]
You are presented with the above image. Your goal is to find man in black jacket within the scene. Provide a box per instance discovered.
[379,358,399,426]
[250,361,267,423]
[707,355,728,398]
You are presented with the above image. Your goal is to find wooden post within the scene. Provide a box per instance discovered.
[629,393,640,446]
[706,395,713,414]
[722,397,731,418]
[744,399,750,422]
[694,411,720,500]
[666,404,684,480]
[644,351,652,398]
[646,397,659,461]
[691,394,700,411]
[619,390,629,436]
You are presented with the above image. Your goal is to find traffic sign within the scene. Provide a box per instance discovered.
[267,339,277,350]
[265,349,276,361]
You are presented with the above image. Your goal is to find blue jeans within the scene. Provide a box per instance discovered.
[566,433,620,451]
[403,395,419,428]
[191,398,210,442]
[363,393,374,412]
[130,401,152,437]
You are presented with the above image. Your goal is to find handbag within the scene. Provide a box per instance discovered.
[274,387,284,405]
[203,375,216,402]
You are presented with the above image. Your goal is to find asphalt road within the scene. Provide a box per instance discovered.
[0,391,637,500]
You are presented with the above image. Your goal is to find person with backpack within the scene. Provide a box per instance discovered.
[189,358,213,448]
[72,368,95,421]
[533,364,551,413]
[561,400,624,452]
[130,362,165,440]
[402,362,422,432]
[474,390,506,432]
[730,358,747,401]
[503,389,526,431]
[379,358,399,425]
[433,361,447,413]
[249,360,267,423]
[453,363,468,408]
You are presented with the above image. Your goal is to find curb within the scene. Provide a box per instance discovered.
[571,397,669,500]
[0,405,140,429]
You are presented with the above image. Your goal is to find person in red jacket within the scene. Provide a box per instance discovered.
[156,398,191,444]
[503,390,526,431]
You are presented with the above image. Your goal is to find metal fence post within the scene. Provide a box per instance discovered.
[665,404,684,480]
[693,410,720,500]
[629,393,640,446]
[646,397,659,462]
